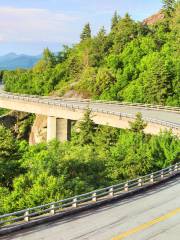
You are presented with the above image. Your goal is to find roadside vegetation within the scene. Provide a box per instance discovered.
[0,0,179,214]
[2,1,180,106]
[0,112,180,214]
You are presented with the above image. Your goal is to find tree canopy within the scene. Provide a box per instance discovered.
[0,113,179,214]
[2,4,180,106]
[0,4,180,217]
[80,23,92,41]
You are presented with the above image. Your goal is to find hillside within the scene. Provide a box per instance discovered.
[0,0,180,216]
[2,2,180,106]
[0,53,40,70]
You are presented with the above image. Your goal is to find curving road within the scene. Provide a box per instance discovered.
[0,84,180,238]
[0,90,180,125]
[3,176,180,240]
[0,84,180,137]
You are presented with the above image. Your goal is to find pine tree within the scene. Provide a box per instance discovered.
[129,113,147,133]
[111,11,120,30]
[80,23,91,41]
[42,48,56,66]
[97,26,106,38]
[78,109,96,145]
[33,48,56,73]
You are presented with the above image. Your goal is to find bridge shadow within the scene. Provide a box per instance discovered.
[2,175,180,240]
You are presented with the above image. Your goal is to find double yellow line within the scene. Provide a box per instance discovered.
[112,208,180,240]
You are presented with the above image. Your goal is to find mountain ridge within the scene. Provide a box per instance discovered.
[0,53,41,70]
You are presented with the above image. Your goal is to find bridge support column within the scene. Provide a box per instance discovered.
[47,116,71,142]
[56,118,71,142]
[47,116,57,141]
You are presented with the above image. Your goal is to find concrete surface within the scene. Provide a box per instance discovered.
[0,90,180,136]
[3,176,180,240]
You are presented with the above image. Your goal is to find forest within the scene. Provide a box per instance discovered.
[0,0,180,214]
[1,0,180,106]
[0,111,180,214]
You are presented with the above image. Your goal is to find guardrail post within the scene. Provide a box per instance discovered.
[92,192,97,202]
[24,211,29,222]
[174,164,178,172]
[161,171,164,179]
[50,204,55,215]
[124,183,128,192]
[150,174,154,183]
[109,187,114,197]
[138,178,142,187]
[72,198,78,208]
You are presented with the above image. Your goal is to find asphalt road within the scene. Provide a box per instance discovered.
[3,176,180,240]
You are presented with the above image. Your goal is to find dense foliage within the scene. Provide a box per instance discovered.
[2,1,180,106]
[0,112,180,214]
[0,1,179,215]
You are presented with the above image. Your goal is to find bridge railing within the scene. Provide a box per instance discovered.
[90,100,180,112]
[1,90,180,112]
[0,162,179,228]
[1,92,180,130]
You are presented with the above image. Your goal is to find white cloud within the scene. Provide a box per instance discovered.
[0,6,79,43]
[0,35,6,42]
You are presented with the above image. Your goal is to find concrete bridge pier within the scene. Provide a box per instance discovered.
[47,116,71,142]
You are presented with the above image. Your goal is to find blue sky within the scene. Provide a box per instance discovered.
[0,0,163,55]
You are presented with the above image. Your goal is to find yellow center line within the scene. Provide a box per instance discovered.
[112,208,180,240]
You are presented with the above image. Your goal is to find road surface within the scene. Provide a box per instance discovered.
[3,176,180,240]
[0,88,180,128]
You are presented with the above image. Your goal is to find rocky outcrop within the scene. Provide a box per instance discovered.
[29,115,47,145]
[63,90,90,99]
[0,111,47,144]
[143,11,165,25]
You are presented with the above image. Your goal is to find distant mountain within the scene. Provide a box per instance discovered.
[0,53,41,70]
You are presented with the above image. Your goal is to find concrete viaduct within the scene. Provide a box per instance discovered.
[0,90,180,141]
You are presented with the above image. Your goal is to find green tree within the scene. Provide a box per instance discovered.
[94,68,116,97]
[111,11,120,29]
[112,13,138,53]
[0,125,22,188]
[129,113,147,133]
[163,0,176,16]
[76,67,97,96]
[33,48,56,73]
[106,132,154,182]
[78,109,96,145]
[90,27,111,67]
[2,4,180,105]
[149,131,180,168]
[80,23,91,41]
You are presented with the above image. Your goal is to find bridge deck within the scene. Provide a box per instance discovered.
[0,91,179,124]
[60,100,180,125]
[0,90,180,136]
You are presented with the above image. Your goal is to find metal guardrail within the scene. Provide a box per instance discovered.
[92,100,180,112]
[0,162,179,228]
[1,90,180,111]
[1,86,180,110]
[0,91,180,130]
[0,92,180,130]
